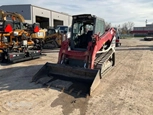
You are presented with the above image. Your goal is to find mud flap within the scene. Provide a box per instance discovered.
[32,62,100,96]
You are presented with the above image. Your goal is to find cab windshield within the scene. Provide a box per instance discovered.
[71,21,94,49]
[13,22,25,30]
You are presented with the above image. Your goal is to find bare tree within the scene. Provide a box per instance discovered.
[121,23,128,34]
[105,21,134,34]
[117,24,122,34]
[127,22,134,33]
[118,22,134,34]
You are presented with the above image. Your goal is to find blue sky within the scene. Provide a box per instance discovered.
[0,0,153,27]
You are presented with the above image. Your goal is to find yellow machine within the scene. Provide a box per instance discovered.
[30,29,46,49]
[0,10,41,63]
[43,28,64,48]
[31,27,64,49]
[0,9,42,49]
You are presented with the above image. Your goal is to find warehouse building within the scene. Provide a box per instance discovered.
[0,4,72,29]
[131,24,153,37]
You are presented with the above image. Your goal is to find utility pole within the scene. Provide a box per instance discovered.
[145,19,147,25]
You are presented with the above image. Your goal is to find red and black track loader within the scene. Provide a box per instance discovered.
[32,14,116,96]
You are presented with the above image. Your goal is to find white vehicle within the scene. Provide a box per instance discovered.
[144,32,153,41]
[55,25,68,33]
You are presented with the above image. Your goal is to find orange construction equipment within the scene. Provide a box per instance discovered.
[0,10,41,63]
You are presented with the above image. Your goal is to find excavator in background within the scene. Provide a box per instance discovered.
[0,10,41,63]
[32,14,116,96]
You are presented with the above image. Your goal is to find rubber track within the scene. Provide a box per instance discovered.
[94,49,114,68]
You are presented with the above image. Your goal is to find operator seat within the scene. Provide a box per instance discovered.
[86,30,93,43]
[79,30,93,49]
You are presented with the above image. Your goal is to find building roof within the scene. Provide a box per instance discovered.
[0,4,72,16]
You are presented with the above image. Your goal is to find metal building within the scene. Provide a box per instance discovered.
[0,4,72,28]
[131,24,153,37]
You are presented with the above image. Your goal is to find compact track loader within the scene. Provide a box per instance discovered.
[31,28,65,49]
[32,14,116,96]
[43,28,64,48]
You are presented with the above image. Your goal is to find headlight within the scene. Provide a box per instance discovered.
[22,40,28,46]
[14,31,19,36]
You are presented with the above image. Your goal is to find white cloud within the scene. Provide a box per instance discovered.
[0,0,153,27]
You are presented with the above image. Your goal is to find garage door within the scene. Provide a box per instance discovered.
[54,19,63,28]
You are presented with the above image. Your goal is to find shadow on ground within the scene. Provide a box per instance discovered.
[0,63,90,98]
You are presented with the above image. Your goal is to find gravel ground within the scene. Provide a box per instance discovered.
[0,38,153,115]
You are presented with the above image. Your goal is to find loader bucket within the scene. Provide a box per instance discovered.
[32,62,101,96]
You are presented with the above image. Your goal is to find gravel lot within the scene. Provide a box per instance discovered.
[0,38,153,115]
